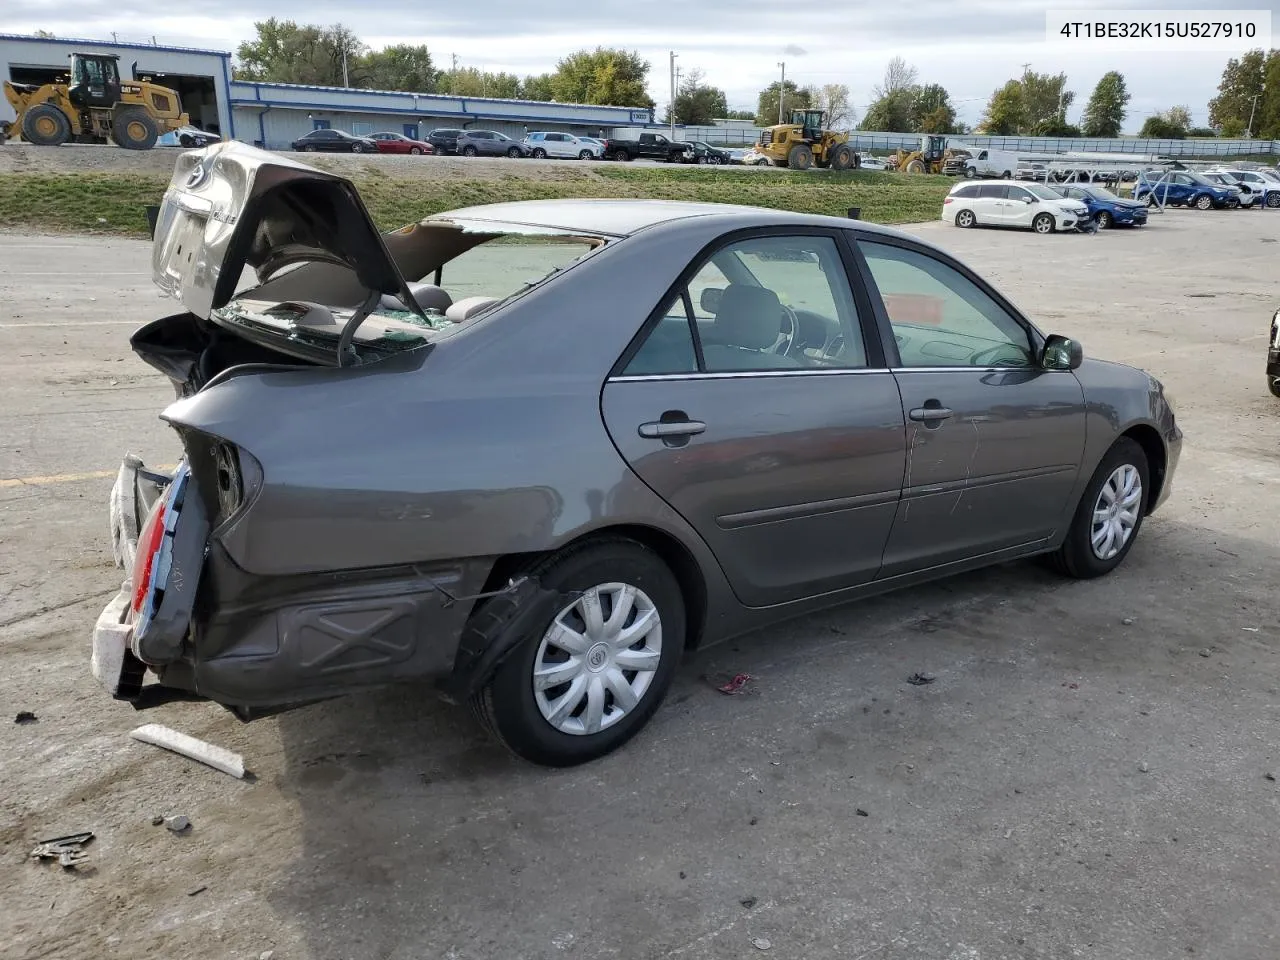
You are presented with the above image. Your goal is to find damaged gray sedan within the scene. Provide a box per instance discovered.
[93,142,1182,766]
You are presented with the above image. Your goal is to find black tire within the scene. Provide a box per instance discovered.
[1049,438,1150,579]
[179,134,194,148]
[578,150,592,160]
[351,142,364,153]
[304,144,317,152]
[788,144,814,170]
[1144,193,1156,207]
[612,148,630,162]
[829,144,854,171]
[462,145,478,157]
[1269,376,1280,399]
[531,147,547,159]
[22,103,71,147]
[112,107,158,150]
[1266,193,1280,209]
[471,539,685,767]
[964,167,976,179]
[409,146,422,155]
[954,209,977,228]
[1095,210,1112,229]
[1001,170,1012,179]
[1194,193,1213,210]
[1032,212,1055,234]
[507,147,521,158]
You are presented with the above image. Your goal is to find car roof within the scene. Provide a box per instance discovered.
[425,198,917,242]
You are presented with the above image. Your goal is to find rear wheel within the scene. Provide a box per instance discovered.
[471,539,684,767]
[788,144,814,170]
[462,145,478,157]
[612,148,630,162]
[22,103,71,147]
[1032,212,1055,234]
[1194,193,1213,210]
[1269,376,1280,398]
[304,144,317,152]
[112,107,158,150]
[1050,438,1149,579]
[954,209,977,228]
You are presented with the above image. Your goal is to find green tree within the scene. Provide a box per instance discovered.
[1138,107,1191,138]
[1080,71,1130,137]
[33,29,56,38]
[980,80,1024,134]
[1187,127,1218,137]
[1218,117,1246,137]
[723,109,757,121]
[911,84,957,132]
[1257,51,1280,138]
[755,80,811,126]
[438,67,521,99]
[520,74,555,101]
[860,89,913,131]
[234,19,365,86]
[548,48,653,109]
[665,69,728,126]
[1208,49,1267,131]
[359,44,439,92]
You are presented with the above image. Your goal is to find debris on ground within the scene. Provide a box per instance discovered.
[1265,773,1276,782]
[187,885,207,897]
[1243,627,1260,633]
[1122,618,1135,626]
[164,815,191,833]
[14,711,37,724]
[711,673,752,695]
[260,952,275,960]
[130,723,246,779]
[751,938,773,951]
[30,832,94,868]
[1199,649,1212,658]
[1139,762,1150,773]
[856,808,869,817]
[151,815,164,826]
[740,897,758,909]
[906,673,935,686]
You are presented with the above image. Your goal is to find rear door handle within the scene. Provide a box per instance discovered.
[909,406,953,422]
[639,420,706,439]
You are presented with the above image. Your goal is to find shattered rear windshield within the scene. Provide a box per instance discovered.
[212,222,603,359]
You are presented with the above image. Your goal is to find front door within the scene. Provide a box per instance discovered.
[602,231,906,607]
[854,237,1086,576]
[1003,184,1038,227]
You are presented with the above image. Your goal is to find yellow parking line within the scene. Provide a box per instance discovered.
[0,465,177,489]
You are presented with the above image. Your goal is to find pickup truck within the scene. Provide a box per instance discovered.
[600,132,693,163]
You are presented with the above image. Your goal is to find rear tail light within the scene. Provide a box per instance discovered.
[943,197,953,204]
[131,499,168,615]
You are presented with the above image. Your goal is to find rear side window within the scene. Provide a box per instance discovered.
[951,185,979,199]
[977,184,1008,199]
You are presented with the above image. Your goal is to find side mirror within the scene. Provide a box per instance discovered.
[700,287,724,314]
[1042,334,1083,371]
[1023,196,1036,204]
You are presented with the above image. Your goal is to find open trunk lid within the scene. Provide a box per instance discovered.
[152,141,419,322]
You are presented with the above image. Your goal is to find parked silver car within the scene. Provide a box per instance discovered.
[455,129,529,158]
[524,131,603,160]
[94,142,1181,766]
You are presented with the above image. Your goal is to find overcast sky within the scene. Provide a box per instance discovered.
[6,0,1277,128]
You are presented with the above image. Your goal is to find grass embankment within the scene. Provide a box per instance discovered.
[0,165,953,238]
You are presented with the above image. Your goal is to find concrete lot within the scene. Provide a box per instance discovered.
[2,209,1279,960]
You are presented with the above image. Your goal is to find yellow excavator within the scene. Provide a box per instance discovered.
[887,135,970,175]
[755,109,859,171]
[2,52,188,150]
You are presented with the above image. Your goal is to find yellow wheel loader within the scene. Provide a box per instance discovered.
[755,109,859,171]
[1,53,188,150]
[887,135,970,175]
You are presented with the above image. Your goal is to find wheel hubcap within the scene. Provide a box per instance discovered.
[1091,464,1142,560]
[36,117,55,136]
[532,583,662,736]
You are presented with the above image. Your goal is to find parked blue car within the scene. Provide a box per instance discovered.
[1132,171,1237,210]
[1055,185,1149,229]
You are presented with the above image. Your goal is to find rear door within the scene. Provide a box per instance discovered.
[853,237,1086,575]
[602,229,906,607]
[977,183,1010,224]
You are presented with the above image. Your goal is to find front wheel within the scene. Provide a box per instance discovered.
[409,146,422,155]
[1266,193,1280,208]
[1095,211,1112,229]
[507,147,522,158]
[1269,376,1280,398]
[1194,193,1213,210]
[1050,438,1149,578]
[471,539,684,767]
[462,146,478,157]
[351,143,364,153]
[578,150,592,160]
[1032,212,1055,234]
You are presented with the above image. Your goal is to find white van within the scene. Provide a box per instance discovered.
[964,149,1019,179]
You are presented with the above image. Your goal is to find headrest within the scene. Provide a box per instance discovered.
[712,284,782,350]
[445,296,501,323]
[379,282,453,314]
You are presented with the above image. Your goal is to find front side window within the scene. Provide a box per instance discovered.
[624,234,868,375]
[858,241,1035,369]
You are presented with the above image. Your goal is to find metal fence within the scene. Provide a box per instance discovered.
[841,132,1277,159]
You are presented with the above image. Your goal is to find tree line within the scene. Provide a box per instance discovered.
[227,23,1279,139]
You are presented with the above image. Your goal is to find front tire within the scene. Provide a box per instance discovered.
[788,144,814,170]
[462,145,478,157]
[578,150,592,160]
[409,146,422,155]
[1269,376,1280,398]
[1095,211,1112,229]
[1050,438,1149,579]
[1194,193,1213,210]
[472,539,684,767]
[1266,193,1280,208]
[1032,212,1055,234]
[21,103,72,147]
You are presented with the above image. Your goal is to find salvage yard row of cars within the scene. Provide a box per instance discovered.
[94,141,1182,767]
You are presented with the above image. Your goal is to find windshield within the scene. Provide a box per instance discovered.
[1024,183,1067,201]
[1083,186,1117,199]
[1256,169,1280,183]
[1185,172,1214,186]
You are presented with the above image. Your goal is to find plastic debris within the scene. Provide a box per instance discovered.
[715,673,752,695]
[1122,618,1135,626]
[30,832,94,868]
[14,711,37,724]
[906,673,934,686]
[164,815,191,833]
[130,723,246,779]
[740,897,758,909]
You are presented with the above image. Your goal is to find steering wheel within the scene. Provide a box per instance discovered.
[773,304,797,356]
[970,344,1030,368]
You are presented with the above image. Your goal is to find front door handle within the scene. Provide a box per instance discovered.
[909,405,953,423]
[639,419,706,439]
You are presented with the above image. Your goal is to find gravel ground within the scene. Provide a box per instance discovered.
[1,208,1279,960]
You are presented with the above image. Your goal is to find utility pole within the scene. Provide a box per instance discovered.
[1021,62,1032,77]
[1246,93,1260,137]
[777,61,786,124]
[669,51,678,138]
[342,45,349,87]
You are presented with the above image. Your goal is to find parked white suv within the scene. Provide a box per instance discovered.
[943,180,1089,234]
[1209,168,1280,208]
[524,132,604,160]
